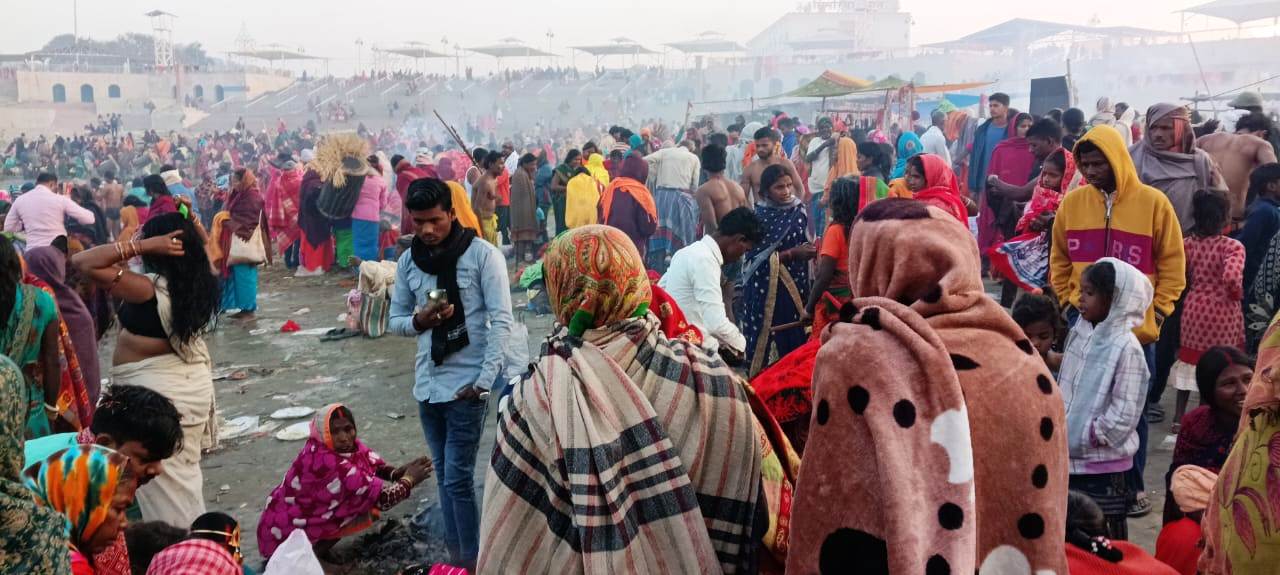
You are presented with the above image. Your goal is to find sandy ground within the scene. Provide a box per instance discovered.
[124,262,1178,573]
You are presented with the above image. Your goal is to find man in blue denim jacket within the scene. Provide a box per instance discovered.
[389,178,513,569]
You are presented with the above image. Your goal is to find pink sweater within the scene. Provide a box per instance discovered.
[351,174,391,222]
[3,185,96,247]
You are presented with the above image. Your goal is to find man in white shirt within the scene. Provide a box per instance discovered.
[645,141,701,193]
[659,207,761,361]
[803,117,835,233]
[921,110,952,166]
[3,172,96,248]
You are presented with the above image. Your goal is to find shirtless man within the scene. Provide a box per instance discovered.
[471,150,502,245]
[697,142,751,323]
[465,147,487,190]
[98,170,124,238]
[696,143,748,233]
[1197,112,1279,224]
[742,126,804,205]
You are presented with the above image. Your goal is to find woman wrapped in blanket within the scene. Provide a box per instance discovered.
[479,225,785,574]
[787,199,1066,574]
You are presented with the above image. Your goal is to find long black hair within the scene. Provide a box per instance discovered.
[829,176,860,231]
[759,164,789,202]
[140,213,219,344]
[1191,190,1229,238]
[0,234,19,321]
[1196,346,1254,404]
[143,174,170,198]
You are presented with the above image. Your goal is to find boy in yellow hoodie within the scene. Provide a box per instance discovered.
[1050,124,1186,346]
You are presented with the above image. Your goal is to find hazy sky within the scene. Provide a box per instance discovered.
[0,0,1235,73]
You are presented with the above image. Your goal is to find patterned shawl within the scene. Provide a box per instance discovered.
[544,226,651,337]
[24,444,130,555]
[0,354,70,574]
[256,403,386,558]
[265,165,303,247]
[26,247,99,415]
[21,275,93,434]
[1200,315,1280,573]
[479,226,762,574]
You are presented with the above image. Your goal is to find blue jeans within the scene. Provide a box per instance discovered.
[220,264,258,312]
[1126,343,1157,499]
[810,192,826,237]
[418,397,487,566]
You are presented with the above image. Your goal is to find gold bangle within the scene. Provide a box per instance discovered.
[108,267,125,290]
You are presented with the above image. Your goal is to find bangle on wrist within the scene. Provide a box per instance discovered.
[44,402,59,412]
[108,267,125,290]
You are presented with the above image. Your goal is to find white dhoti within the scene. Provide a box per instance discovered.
[110,353,217,527]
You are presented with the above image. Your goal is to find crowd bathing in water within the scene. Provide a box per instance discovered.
[5,90,1280,574]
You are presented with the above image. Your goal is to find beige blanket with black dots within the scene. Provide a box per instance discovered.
[788,298,977,574]
[790,199,1069,574]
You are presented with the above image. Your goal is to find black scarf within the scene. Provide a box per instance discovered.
[411,221,477,365]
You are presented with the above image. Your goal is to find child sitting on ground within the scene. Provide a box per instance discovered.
[1169,191,1244,434]
[1012,292,1064,373]
[146,512,246,575]
[1058,258,1153,541]
[125,522,188,575]
[257,403,433,564]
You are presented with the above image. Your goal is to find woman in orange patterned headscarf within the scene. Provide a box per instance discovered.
[543,225,651,337]
[25,445,135,574]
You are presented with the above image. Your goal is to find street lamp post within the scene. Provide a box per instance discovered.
[441,37,450,76]
[355,38,364,77]
[545,30,555,69]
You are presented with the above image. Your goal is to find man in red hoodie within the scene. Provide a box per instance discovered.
[391,154,437,236]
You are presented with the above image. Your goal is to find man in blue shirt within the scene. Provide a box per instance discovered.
[968,92,1011,257]
[389,177,513,570]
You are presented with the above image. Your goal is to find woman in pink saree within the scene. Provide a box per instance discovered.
[256,403,433,562]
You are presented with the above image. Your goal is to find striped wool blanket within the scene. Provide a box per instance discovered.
[478,317,761,574]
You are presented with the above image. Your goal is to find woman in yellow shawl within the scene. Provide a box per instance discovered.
[585,153,611,188]
[565,167,602,229]
[445,180,483,236]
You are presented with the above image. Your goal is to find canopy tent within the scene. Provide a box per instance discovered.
[768,72,991,100]
[468,41,556,59]
[229,48,320,61]
[666,32,744,54]
[781,70,872,98]
[924,18,1164,52]
[571,38,658,57]
[378,45,448,59]
[1180,0,1280,24]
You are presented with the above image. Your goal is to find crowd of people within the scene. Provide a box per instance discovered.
[4,84,1280,575]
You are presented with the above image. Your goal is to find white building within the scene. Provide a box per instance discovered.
[745,1,912,61]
